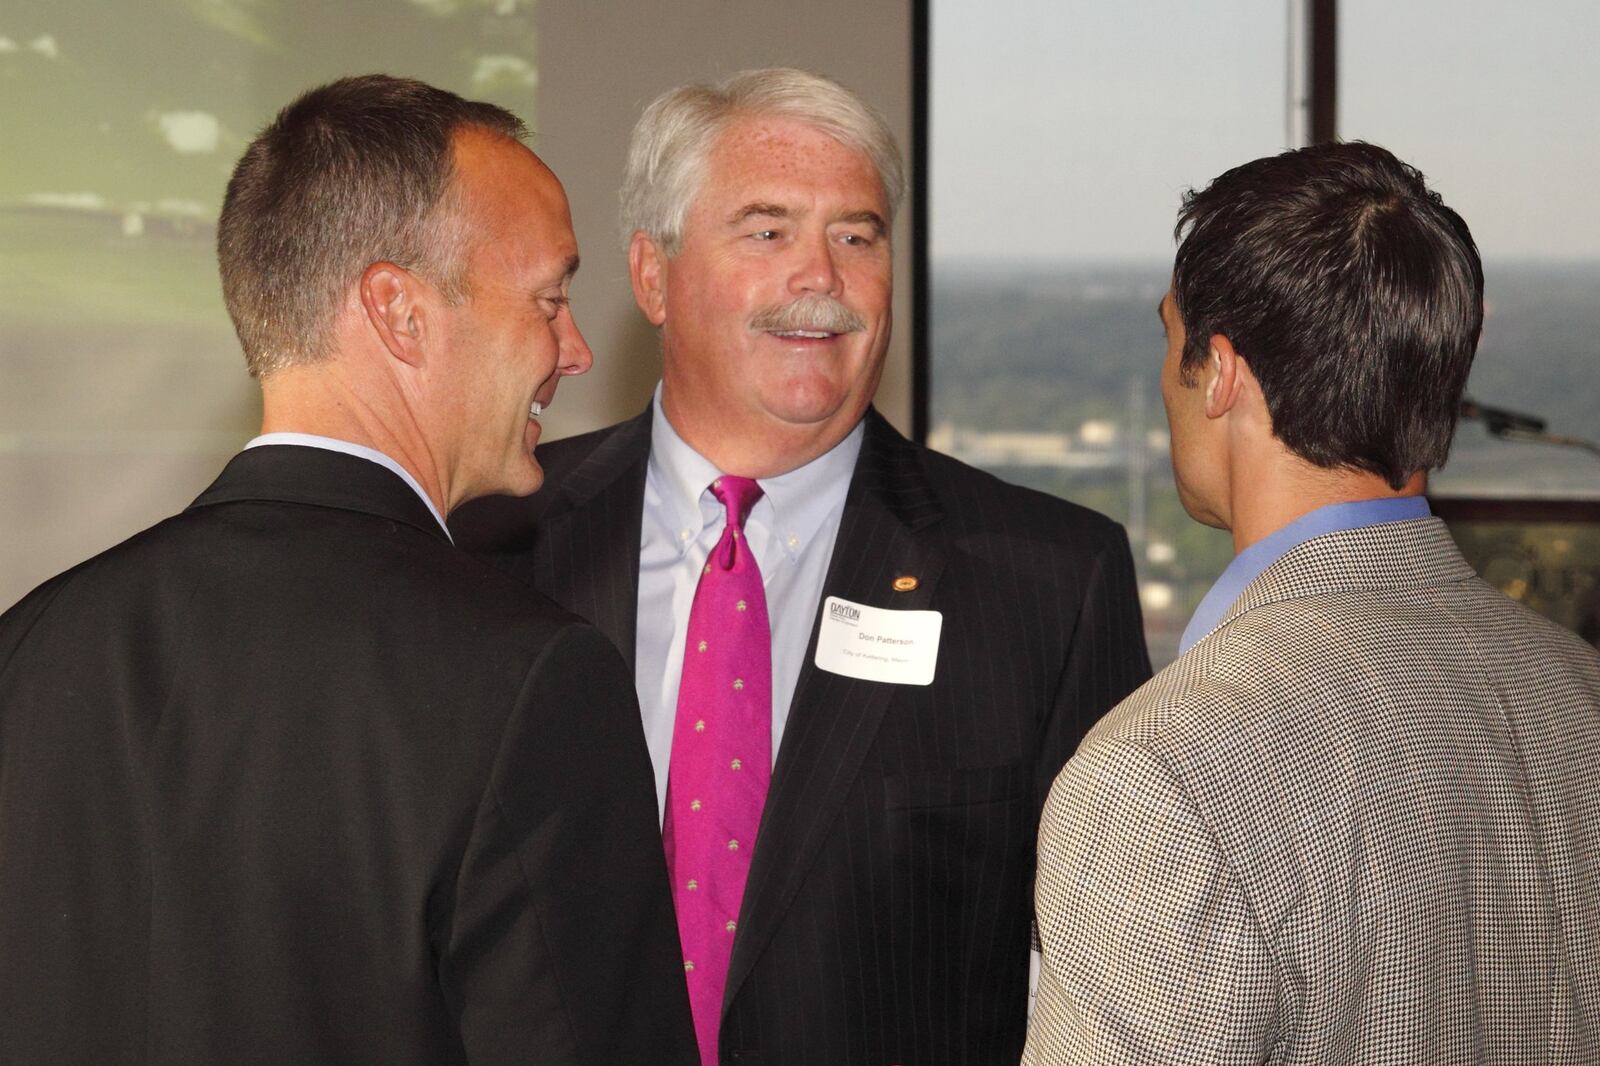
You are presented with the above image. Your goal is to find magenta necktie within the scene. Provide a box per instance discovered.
[662,476,772,1066]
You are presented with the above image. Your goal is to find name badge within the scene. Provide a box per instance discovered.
[814,596,942,686]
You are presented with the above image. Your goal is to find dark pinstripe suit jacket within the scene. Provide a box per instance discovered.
[453,406,1152,1065]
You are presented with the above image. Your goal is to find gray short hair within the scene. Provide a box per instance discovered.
[620,68,905,255]
[218,75,526,377]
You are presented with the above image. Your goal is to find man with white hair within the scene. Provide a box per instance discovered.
[454,68,1151,1064]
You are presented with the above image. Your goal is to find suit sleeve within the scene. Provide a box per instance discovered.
[0,572,70,678]
[1034,526,1152,811]
[1022,739,1278,1065]
[439,624,698,1065]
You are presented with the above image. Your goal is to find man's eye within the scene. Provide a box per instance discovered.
[541,297,569,320]
[752,229,780,241]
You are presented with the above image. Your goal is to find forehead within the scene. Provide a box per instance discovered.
[452,129,576,270]
[695,115,887,216]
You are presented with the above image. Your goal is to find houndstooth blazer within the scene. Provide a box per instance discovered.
[1023,517,1600,1065]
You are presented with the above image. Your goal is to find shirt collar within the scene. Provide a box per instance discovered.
[1178,495,1431,655]
[244,432,452,541]
[646,384,863,560]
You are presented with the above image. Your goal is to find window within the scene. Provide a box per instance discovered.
[930,0,1289,665]
[928,0,1600,665]
[1341,0,1600,499]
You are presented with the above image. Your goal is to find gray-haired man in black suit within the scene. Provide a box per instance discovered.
[454,67,1151,1065]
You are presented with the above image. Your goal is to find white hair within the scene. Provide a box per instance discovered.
[620,67,905,255]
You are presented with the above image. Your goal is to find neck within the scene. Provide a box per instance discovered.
[259,362,450,516]
[1226,451,1423,554]
[659,389,861,479]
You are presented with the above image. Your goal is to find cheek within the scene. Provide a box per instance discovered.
[1161,356,1191,415]
[707,269,771,323]
[675,251,758,311]
[846,264,892,311]
[528,324,560,368]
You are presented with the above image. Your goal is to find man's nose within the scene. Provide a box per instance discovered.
[557,310,593,376]
[787,231,843,297]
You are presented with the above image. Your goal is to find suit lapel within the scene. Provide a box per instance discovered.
[538,411,651,670]
[724,410,948,1009]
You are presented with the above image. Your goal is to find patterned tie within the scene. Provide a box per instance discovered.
[663,476,772,1066]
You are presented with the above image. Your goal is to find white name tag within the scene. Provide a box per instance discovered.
[814,596,942,686]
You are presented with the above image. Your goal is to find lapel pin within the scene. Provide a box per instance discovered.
[892,575,919,593]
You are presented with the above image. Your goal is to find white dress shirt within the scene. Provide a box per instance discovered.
[634,388,863,818]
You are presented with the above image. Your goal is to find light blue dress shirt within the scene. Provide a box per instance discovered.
[244,432,452,541]
[1179,495,1432,655]
[635,387,863,819]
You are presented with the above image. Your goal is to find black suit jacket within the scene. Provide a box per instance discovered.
[454,408,1152,1064]
[0,446,695,1065]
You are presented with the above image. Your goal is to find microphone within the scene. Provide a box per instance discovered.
[1460,397,1546,435]
[1460,396,1600,460]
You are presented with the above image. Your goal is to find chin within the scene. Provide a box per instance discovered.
[494,458,546,500]
[1182,502,1229,531]
[761,379,865,428]
[766,402,843,428]
[515,466,546,498]
[1174,482,1226,530]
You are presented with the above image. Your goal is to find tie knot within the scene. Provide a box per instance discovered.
[710,476,763,532]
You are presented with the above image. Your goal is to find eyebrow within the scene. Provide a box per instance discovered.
[724,204,888,237]
[728,203,789,225]
[532,255,580,302]
[840,210,887,237]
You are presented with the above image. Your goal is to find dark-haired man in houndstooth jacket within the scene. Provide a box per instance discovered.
[1023,141,1600,1064]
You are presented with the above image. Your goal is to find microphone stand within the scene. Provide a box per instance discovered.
[1460,397,1600,460]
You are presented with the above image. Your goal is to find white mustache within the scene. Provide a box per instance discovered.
[748,294,865,335]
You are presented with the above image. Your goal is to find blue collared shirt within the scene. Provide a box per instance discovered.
[1178,496,1432,655]
[244,432,452,541]
[635,386,864,819]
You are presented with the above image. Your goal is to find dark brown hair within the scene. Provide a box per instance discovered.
[1174,141,1483,488]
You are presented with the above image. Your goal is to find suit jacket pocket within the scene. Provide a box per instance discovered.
[882,763,1028,811]
[882,761,1035,1030]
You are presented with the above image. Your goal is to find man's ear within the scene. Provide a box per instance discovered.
[360,262,429,368]
[1203,333,1248,420]
[628,231,668,327]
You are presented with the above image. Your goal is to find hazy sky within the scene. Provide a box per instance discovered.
[932,0,1600,262]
